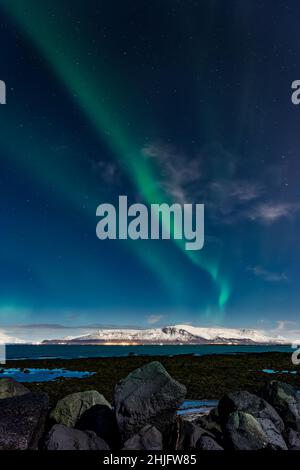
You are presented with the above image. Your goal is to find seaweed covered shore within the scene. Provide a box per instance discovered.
[1,359,300,450]
[2,351,299,405]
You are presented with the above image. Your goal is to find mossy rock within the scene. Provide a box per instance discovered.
[0,378,30,400]
[50,390,111,427]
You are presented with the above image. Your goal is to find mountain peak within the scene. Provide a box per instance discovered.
[43,324,288,345]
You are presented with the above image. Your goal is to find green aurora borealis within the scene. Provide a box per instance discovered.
[1,0,230,311]
[1,0,300,336]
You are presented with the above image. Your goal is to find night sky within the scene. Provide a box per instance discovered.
[1,0,300,342]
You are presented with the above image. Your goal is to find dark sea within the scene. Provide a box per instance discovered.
[5,343,293,360]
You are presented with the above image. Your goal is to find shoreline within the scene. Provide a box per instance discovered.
[4,343,293,362]
[6,342,292,346]
[1,351,299,405]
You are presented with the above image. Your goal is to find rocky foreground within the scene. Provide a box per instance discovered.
[0,361,300,450]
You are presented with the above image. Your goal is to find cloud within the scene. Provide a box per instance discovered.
[10,322,142,330]
[142,142,202,204]
[207,179,263,223]
[247,202,300,224]
[0,329,22,344]
[210,180,263,203]
[146,315,164,325]
[268,321,300,342]
[3,323,145,343]
[90,159,121,184]
[11,323,73,330]
[142,141,300,227]
[142,141,261,213]
[249,265,288,282]
[275,320,296,331]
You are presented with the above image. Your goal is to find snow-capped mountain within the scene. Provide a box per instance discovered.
[42,324,287,345]
[173,324,285,344]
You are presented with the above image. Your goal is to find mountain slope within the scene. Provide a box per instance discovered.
[42,324,287,345]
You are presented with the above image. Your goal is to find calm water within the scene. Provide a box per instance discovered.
[5,343,293,360]
[262,369,297,375]
[178,399,219,416]
[0,368,94,382]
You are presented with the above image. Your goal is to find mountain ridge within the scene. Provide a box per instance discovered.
[42,324,287,345]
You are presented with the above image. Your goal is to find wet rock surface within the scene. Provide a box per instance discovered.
[196,435,224,450]
[114,361,186,439]
[76,404,121,449]
[45,424,110,450]
[218,390,287,450]
[50,390,111,427]
[122,425,163,450]
[0,371,299,451]
[0,377,30,399]
[0,392,49,450]
[262,381,300,432]
[224,411,268,450]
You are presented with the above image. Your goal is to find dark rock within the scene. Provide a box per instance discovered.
[209,406,220,421]
[218,390,287,449]
[114,361,186,439]
[50,390,111,427]
[122,425,162,450]
[44,424,109,450]
[176,418,213,450]
[76,404,121,449]
[196,435,224,450]
[262,381,300,432]
[218,390,284,431]
[195,408,223,443]
[286,428,300,450]
[225,411,269,450]
[0,392,49,450]
[0,378,30,399]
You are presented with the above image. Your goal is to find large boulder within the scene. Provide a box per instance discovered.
[76,404,121,449]
[114,361,186,439]
[218,390,284,431]
[173,417,222,451]
[122,425,163,450]
[196,435,224,450]
[286,428,300,450]
[218,390,287,450]
[0,392,49,450]
[0,378,30,399]
[262,381,300,432]
[225,411,269,450]
[195,408,223,443]
[44,424,109,450]
[50,390,111,427]
[176,418,215,450]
